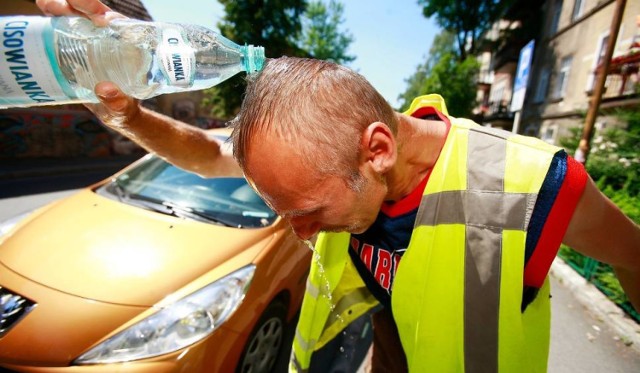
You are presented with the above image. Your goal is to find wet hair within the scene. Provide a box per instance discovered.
[230,57,397,184]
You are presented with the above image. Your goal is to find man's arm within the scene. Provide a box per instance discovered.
[90,83,242,177]
[563,177,640,311]
[36,0,240,178]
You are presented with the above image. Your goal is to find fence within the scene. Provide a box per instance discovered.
[558,245,639,323]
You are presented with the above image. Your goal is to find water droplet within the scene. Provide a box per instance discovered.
[304,240,346,324]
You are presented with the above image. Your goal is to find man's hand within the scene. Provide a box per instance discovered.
[36,1,141,131]
[35,0,238,178]
[36,0,133,117]
[89,82,142,130]
[36,0,124,26]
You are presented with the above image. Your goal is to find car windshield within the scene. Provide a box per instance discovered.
[97,155,276,228]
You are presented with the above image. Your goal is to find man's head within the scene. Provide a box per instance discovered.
[230,57,399,239]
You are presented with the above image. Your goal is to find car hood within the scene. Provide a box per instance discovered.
[0,190,274,306]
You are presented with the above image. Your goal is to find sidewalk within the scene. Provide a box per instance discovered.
[550,258,640,353]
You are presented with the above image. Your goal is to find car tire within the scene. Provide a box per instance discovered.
[236,300,287,373]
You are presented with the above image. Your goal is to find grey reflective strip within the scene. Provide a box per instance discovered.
[414,126,525,373]
[464,225,501,373]
[291,352,308,373]
[468,129,507,191]
[469,124,514,140]
[324,287,377,330]
[465,127,507,373]
[295,328,316,352]
[306,280,320,299]
[417,191,534,230]
[466,127,509,373]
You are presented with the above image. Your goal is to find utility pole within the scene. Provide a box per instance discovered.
[575,0,627,164]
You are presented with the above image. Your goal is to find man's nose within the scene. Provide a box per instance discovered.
[289,217,320,241]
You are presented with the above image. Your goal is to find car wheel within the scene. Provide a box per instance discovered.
[236,301,287,373]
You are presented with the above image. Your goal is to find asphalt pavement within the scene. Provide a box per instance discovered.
[1,156,639,372]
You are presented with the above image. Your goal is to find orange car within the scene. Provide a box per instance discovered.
[0,131,311,372]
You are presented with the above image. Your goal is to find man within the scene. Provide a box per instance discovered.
[35,2,640,372]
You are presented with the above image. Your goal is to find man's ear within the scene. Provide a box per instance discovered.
[360,122,397,174]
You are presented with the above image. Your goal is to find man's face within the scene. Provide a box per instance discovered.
[244,136,386,240]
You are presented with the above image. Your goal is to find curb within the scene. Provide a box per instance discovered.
[550,257,640,353]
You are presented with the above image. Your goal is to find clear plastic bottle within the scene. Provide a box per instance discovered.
[0,16,265,108]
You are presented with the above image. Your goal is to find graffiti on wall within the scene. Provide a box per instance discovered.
[0,109,118,158]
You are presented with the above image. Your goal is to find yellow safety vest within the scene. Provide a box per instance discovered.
[291,95,559,372]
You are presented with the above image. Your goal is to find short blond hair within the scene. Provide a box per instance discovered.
[230,57,397,182]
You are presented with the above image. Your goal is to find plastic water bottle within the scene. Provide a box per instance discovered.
[0,16,265,108]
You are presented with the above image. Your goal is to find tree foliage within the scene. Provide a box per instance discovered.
[398,31,479,117]
[203,0,355,118]
[203,0,309,118]
[418,0,512,61]
[560,108,640,220]
[297,0,355,64]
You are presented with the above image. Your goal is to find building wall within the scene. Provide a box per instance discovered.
[522,0,640,144]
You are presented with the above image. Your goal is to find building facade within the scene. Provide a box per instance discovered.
[522,0,639,144]
[476,0,639,146]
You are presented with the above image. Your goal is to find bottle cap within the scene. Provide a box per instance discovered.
[242,45,265,73]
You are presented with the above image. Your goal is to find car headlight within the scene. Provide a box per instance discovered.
[74,265,255,364]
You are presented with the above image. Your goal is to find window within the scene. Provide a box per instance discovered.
[552,57,573,99]
[534,68,551,103]
[571,0,584,21]
[549,0,564,36]
[489,80,506,113]
[586,33,609,92]
[541,124,558,144]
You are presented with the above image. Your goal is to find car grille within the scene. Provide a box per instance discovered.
[0,286,35,338]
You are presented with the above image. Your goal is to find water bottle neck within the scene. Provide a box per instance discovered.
[241,45,265,73]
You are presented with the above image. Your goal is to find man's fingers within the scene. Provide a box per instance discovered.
[36,0,82,16]
[36,0,126,27]
[91,82,141,130]
[95,82,138,116]
[66,0,113,17]
[95,11,127,25]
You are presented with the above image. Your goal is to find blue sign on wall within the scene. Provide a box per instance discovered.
[510,40,535,112]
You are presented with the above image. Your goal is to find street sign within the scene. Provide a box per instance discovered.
[510,40,535,112]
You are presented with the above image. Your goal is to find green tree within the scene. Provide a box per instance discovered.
[418,0,512,61]
[297,0,355,64]
[203,0,309,118]
[559,108,640,220]
[398,31,479,117]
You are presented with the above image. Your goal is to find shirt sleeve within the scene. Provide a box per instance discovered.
[523,153,588,288]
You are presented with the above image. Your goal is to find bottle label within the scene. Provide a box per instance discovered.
[0,16,68,107]
[157,27,195,88]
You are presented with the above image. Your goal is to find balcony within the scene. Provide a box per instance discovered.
[593,42,640,107]
[480,100,516,130]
